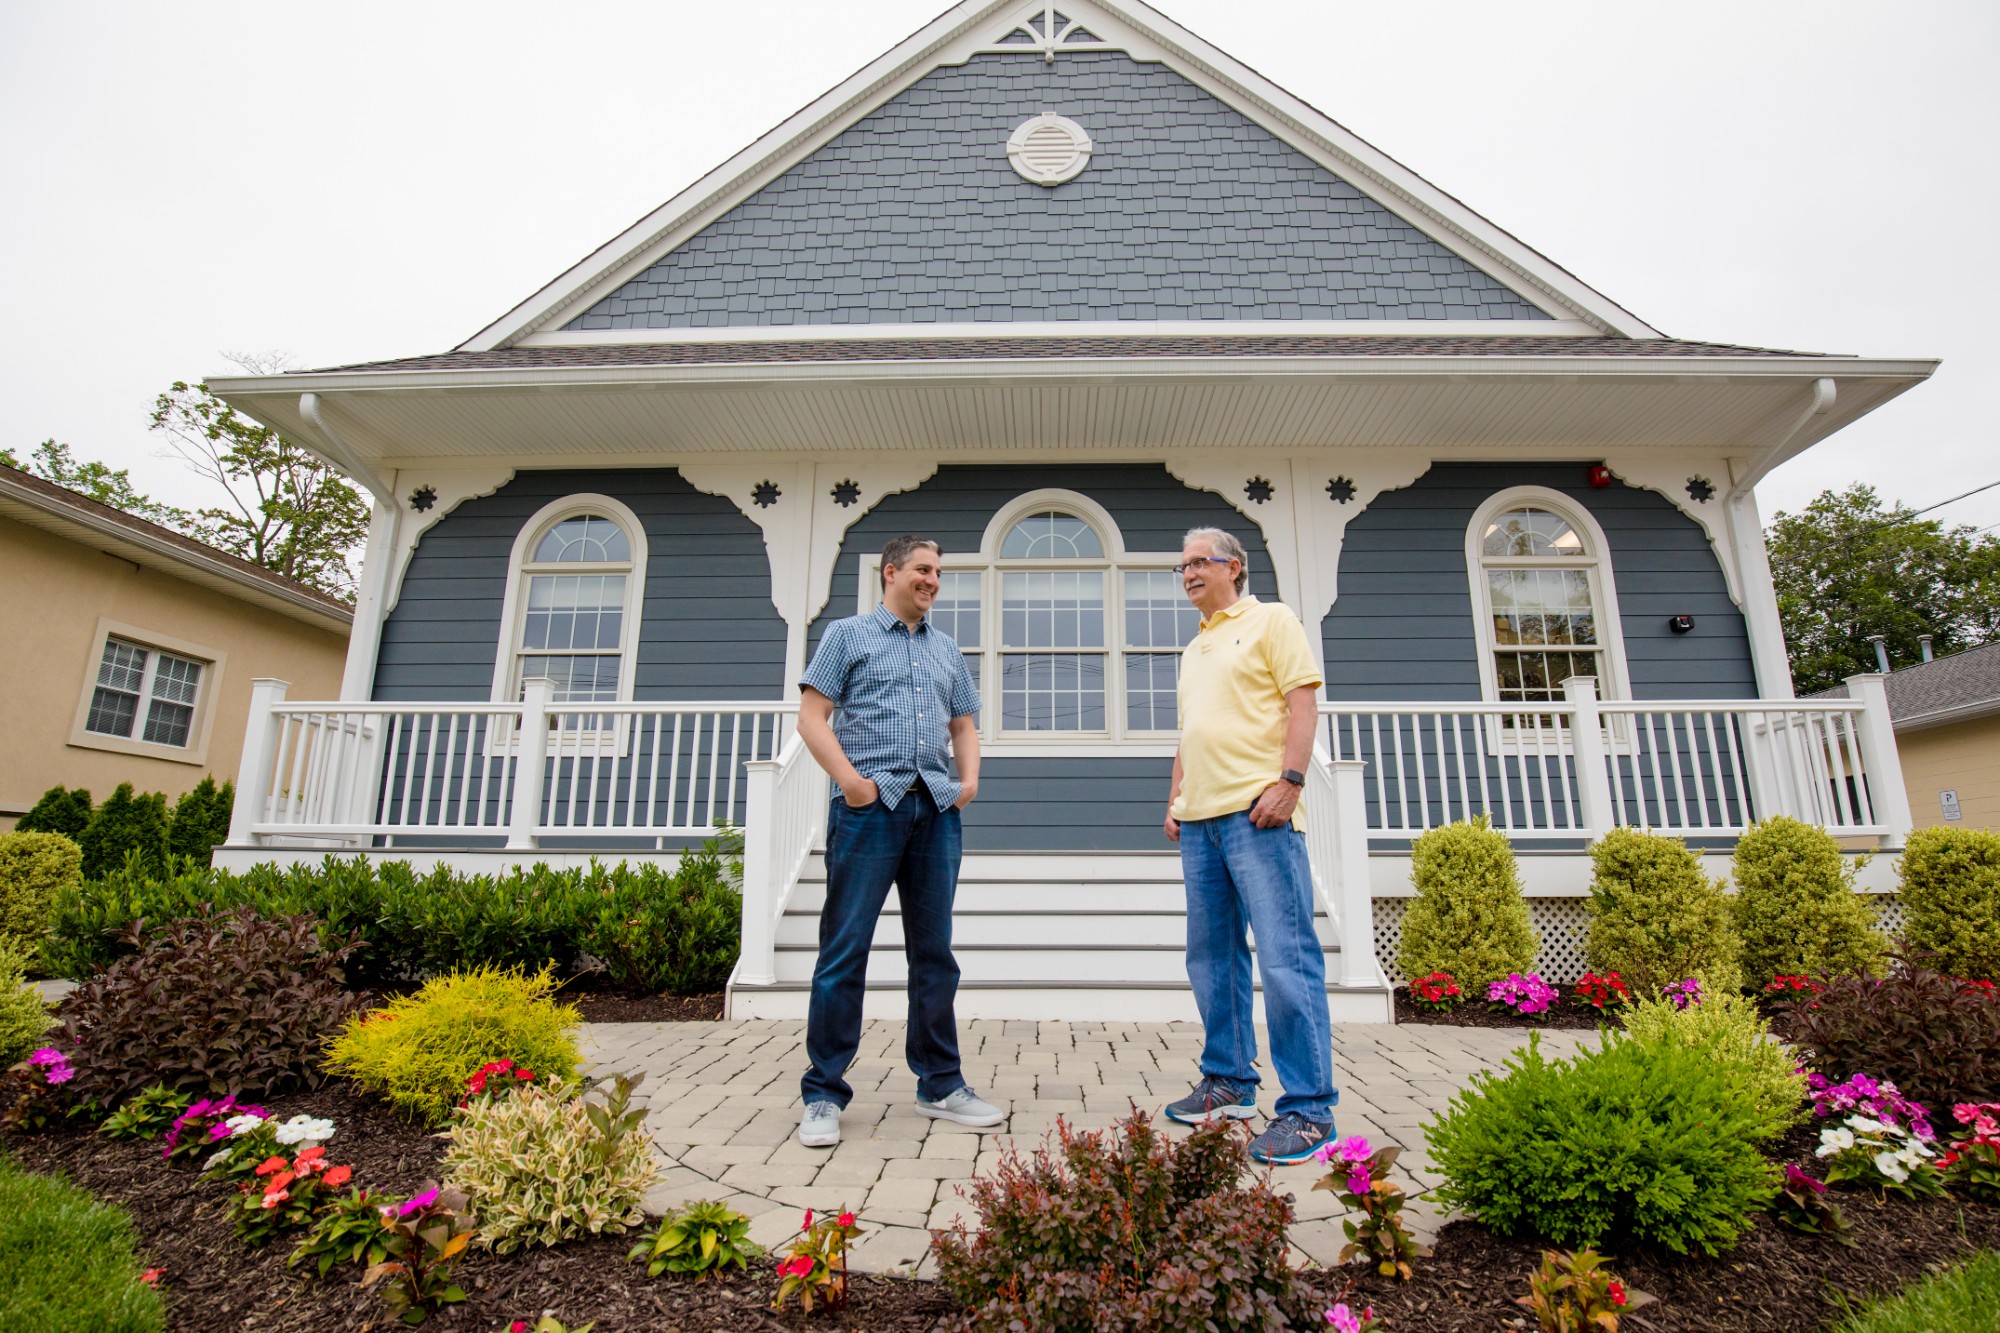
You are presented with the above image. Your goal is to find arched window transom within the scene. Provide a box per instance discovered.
[493,497,647,715]
[1468,492,1626,708]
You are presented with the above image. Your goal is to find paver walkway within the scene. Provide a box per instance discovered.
[582,1019,1594,1275]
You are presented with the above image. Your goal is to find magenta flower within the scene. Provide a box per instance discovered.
[398,1188,441,1217]
[1326,1304,1363,1333]
[26,1047,73,1084]
[1784,1163,1827,1195]
[1346,1165,1373,1196]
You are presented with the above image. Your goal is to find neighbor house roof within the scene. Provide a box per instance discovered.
[0,463,353,635]
[1814,641,2000,732]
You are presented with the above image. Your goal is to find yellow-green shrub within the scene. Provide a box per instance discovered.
[442,1075,656,1253]
[1397,816,1538,993]
[1899,826,2000,981]
[0,939,54,1067]
[1620,991,1803,1138]
[0,831,80,958]
[324,966,581,1124]
[1730,816,1887,987]
[1585,827,1741,997]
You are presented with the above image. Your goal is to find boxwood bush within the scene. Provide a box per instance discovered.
[1898,825,2000,981]
[1620,991,1804,1138]
[45,837,742,994]
[1584,826,1742,997]
[0,831,80,958]
[1425,1030,1781,1256]
[1730,815,1887,988]
[1396,816,1537,993]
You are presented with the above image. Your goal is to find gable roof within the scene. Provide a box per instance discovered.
[1814,641,2000,731]
[462,0,1662,351]
[0,464,353,635]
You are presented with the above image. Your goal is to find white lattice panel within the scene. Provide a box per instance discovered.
[1874,895,1905,937]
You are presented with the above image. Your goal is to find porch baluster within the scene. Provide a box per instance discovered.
[507,678,553,850]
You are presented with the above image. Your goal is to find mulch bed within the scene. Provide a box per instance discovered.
[1392,985,1617,1031]
[560,984,725,1024]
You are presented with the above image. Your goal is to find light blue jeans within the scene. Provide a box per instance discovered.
[1179,810,1338,1122]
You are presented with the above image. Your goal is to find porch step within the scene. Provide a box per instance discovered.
[730,850,1391,1022]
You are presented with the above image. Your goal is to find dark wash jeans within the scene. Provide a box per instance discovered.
[801,782,967,1109]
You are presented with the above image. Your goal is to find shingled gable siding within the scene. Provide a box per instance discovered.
[373,468,785,703]
[567,51,1547,330]
[1320,462,1755,704]
[807,463,1275,851]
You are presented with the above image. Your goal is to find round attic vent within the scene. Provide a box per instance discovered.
[1007,113,1092,186]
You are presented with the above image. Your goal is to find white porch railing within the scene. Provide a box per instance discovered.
[1319,675,1913,843]
[734,730,829,987]
[1301,750,1388,988]
[224,678,798,849]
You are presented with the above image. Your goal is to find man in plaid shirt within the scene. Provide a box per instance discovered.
[792,535,1003,1147]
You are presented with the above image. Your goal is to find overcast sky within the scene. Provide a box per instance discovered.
[4,0,1995,532]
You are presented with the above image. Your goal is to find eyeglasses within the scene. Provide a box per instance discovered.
[1170,557,1238,575]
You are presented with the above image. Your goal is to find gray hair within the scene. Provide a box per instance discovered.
[880,534,942,587]
[1182,526,1249,593]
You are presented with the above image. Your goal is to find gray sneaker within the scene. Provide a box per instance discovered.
[798,1100,842,1148]
[916,1085,1006,1128]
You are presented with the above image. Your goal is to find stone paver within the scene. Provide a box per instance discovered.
[586,1019,1593,1274]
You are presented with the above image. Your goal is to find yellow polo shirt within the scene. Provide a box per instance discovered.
[1172,595,1323,830]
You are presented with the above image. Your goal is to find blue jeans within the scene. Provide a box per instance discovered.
[1179,811,1338,1122]
[802,783,967,1108]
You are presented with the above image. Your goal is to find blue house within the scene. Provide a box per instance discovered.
[212,0,1936,1021]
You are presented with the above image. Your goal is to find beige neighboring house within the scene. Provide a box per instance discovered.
[0,463,350,830]
[1820,641,2000,831]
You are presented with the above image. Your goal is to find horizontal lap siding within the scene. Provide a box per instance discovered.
[810,463,1268,850]
[376,468,785,702]
[1322,462,1754,704]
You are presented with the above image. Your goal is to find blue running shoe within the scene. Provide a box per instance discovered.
[1164,1075,1256,1125]
[1248,1112,1334,1165]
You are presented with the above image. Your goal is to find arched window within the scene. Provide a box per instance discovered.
[1467,489,1627,706]
[493,496,647,709]
[859,491,1202,742]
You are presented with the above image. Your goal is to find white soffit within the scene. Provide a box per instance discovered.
[462,0,1662,352]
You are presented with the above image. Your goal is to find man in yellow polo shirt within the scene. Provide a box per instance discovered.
[1161,526,1339,1164]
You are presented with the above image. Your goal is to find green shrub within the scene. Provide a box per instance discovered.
[0,938,54,1067]
[77,785,170,881]
[1731,816,1888,987]
[45,848,741,992]
[1425,1030,1781,1256]
[57,907,366,1110]
[165,777,233,866]
[628,1199,760,1278]
[1776,956,2000,1113]
[1619,991,1805,1138]
[325,965,582,1125]
[0,830,80,958]
[1584,827,1741,997]
[1898,826,2000,981]
[1830,1249,2000,1333]
[932,1111,1316,1331]
[0,1157,165,1332]
[15,785,92,840]
[442,1073,656,1252]
[1396,817,1537,993]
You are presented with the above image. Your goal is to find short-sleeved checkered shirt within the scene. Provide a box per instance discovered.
[799,603,981,810]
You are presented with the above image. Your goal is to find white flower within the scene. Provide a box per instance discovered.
[1846,1115,1890,1137]
[273,1114,336,1146]
[1817,1127,1856,1156]
[1873,1150,1911,1183]
[202,1147,234,1172]
[222,1113,266,1137]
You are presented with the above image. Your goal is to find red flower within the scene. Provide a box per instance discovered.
[779,1254,815,1278]
[1608,1280,1627,1306]
[323,1165,353,1188]
[139,1267,166,1287]
[838,1211,856,1227]
[511,1322,528,1332]
[254,1155,289,1177]
[264,1170,297,1196]
[802,1209,814,1230]
[515,1068,535,1080]
[295,1146,326,1168]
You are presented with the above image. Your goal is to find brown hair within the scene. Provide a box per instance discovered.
[880,535,942,586]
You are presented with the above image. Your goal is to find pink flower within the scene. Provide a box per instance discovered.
[511,1323,528,1333]
[802,1208,814,1230]
[838,1211,855,1227]
[1326,1304,1363,1333]
[1346,1166,1372,1197]
[261,1189,288,1209]
[398,1188,440,1217]
[779,1254,815,1278]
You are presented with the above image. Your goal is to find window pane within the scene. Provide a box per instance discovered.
[1124,571,1201,648]
[1001,511,1104,559]
[151,654,202,706]
[86,686,138,738]
[1488,570,1595,650]
[532,515,630,564]
[524,574,625,652]
[522,655,622,703]
[1001,571,1104,648]
[97,639,147,693]
[1001,653,1106,730]
[143,700,193,747]
[1481,506,1585,557]
[930,571,981,646]
[1125,652,1183,730]
[1494,649,1600,704]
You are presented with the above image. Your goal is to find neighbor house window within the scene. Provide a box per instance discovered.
[492,497,648,719]
[86,637,205,747]
[1467,489,1628,707]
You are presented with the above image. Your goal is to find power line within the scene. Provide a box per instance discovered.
[1907,477,2000,520]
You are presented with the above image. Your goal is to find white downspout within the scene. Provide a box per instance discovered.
[1726,377,1836,700]
[340,493,402,701]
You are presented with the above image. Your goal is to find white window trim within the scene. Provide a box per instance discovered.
[1464,486,1632,735]
[854,490,1189,755]
[486,494,648,752]
[67,617,225,766]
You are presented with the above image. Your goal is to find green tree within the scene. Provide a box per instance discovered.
[1768,484,2000,694]
[0,440,192,530]
[150,373,369,599]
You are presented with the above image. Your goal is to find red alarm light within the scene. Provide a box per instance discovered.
[1587,464,1613,488]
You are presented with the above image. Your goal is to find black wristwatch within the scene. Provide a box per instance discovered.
[1279,768,1306,787]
